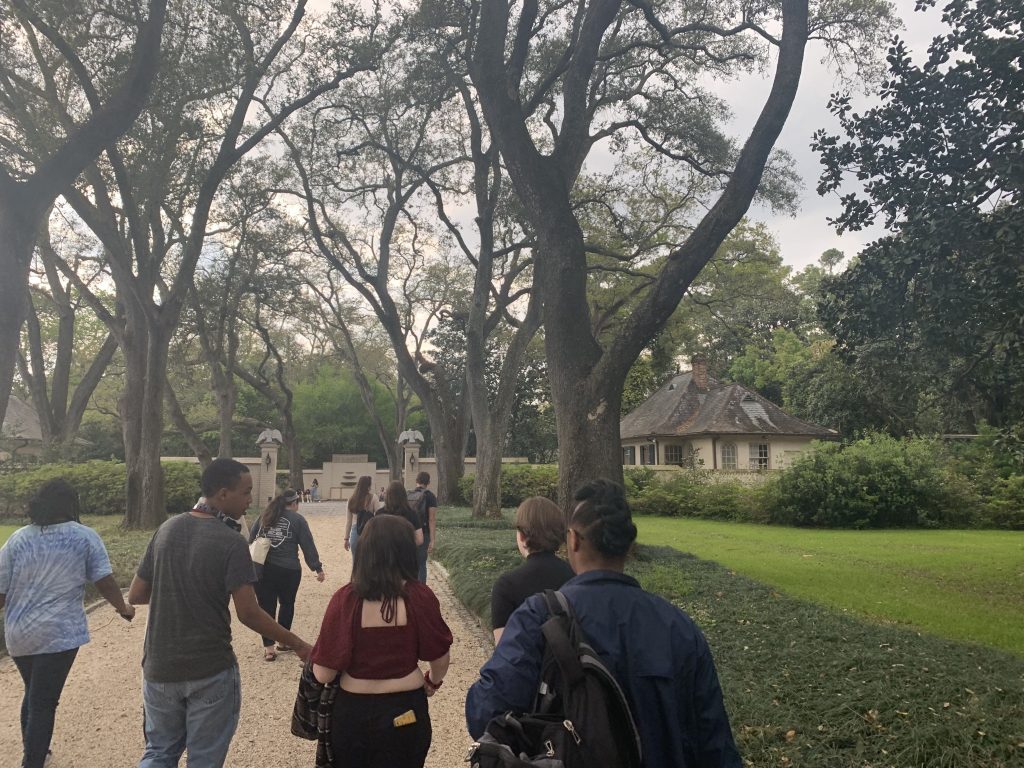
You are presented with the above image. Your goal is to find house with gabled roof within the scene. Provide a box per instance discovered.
[620,358,838,471]
[1,395,44,459]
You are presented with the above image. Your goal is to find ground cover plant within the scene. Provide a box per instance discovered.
[435,507,1024,767]
[635,518,1024,657]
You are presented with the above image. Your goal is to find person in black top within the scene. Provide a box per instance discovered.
[490,496,574,643]
[378,481,425,549]
[407,472,439,584]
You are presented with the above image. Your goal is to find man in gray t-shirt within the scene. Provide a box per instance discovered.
[129,459,311,768]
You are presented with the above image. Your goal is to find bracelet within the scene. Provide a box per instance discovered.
[424,671,443,689]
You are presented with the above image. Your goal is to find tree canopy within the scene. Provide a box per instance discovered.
[814,0,1024,432]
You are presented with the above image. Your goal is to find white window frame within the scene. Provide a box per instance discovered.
[749,442,770,470]
[664,444,684,465]
[721,442,737,470]
[622,446,636,465]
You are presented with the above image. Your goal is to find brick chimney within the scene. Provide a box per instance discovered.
[692,355,709,390]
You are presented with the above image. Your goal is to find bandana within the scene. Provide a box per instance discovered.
[194,501,242,532]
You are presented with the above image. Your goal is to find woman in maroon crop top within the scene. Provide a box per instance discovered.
[311,514,452,768]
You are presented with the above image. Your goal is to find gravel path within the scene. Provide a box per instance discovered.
[0,505,494,767]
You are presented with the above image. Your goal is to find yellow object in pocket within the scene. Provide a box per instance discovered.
[393,709,417,728]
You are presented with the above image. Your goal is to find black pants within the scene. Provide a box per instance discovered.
[254,562,302,646]
[13,647,79,768]
[331,688,431,768]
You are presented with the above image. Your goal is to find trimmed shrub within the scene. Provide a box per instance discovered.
[459,464,559,508]
[763,434,979,528]
[630,470,757,522]
[623,466,657,497]
[0,460,202,518]
[980,475,1024,530]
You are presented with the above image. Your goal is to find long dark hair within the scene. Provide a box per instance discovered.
[383,480,412,516]
[260,489,299,529]
[27,479,81,527]
[352,515,417,609]
[348,475,373,514]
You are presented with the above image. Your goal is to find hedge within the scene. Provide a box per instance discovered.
[629,434,1020,530]
[458,463,560,507]
[762,434,978,528]
[0,460,202,519]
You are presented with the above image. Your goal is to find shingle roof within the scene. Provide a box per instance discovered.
[620,372,837,440]
[1,395,43,442]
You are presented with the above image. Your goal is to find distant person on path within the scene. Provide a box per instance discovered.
[406,472,438,584]
[310,478,321,502]
[249,489,325,661]
[378,482,424,550]
[309,514,452,768]
[466,479,742,767]
[128,458,312,768]
[0,479,135,768]
[490,496,574,643]
[344,475,376,558]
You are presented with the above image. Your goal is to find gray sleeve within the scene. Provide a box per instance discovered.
[295,515,322,572]
[137,534,157,583]
[224,536,257,593]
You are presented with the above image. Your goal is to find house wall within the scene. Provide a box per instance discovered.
[621,434,819,471]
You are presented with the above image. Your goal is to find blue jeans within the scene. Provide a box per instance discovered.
[416,536,430,583]
[349,525,360,558]
[13,647,79,768]
[139,664,241,768]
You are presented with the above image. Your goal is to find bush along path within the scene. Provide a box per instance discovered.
[433,508,1024,767]
[0,506,493,767]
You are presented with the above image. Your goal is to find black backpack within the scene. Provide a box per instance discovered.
[467,590,642,768]
[406,487,428,529]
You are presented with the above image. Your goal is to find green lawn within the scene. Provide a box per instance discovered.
[0,524,18,546]
[636,517,1024,656]
[435,507,1024,767]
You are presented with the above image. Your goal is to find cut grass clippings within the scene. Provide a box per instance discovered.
[435,507,1024,768]
[635,517,1024,657]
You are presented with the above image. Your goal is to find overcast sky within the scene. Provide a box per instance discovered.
[732,0,951,268]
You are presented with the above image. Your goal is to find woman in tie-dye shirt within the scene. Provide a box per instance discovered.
[0,479,135,768]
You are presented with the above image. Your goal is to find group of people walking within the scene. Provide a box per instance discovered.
[1,460,740,768]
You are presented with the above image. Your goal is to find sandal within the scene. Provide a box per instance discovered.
[263,647,277,661]
[276,643,292,652]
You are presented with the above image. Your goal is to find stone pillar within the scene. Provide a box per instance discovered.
[402,441,421,487]
[256,439,280,507]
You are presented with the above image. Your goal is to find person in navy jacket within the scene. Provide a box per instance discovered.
[466,479,742,767]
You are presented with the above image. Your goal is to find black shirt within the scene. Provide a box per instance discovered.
[490,551,575,630]
[378,505,421,534]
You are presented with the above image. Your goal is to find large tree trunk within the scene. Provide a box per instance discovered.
[422,400,467,505]
[213,366,237,458]
[283,418,304,494]
[549,373,625,512]
[0,204,39,429]
[121,314,171,529]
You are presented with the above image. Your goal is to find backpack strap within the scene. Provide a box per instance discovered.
[539,590,585,688]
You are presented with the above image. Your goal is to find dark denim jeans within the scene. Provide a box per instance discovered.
[13,647,79,768]
[416,536,430,584]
